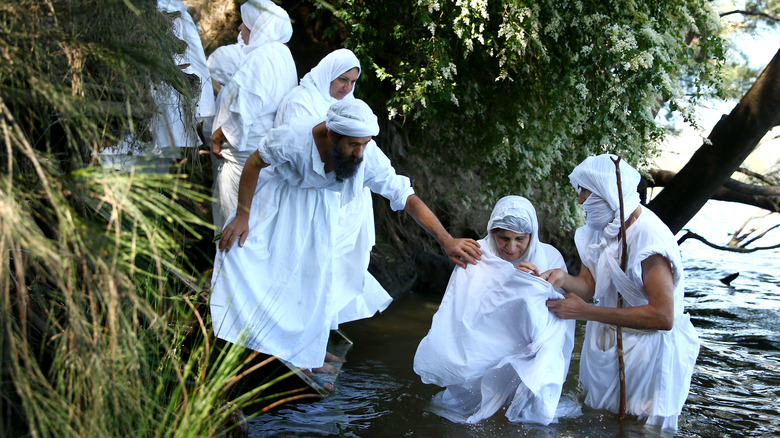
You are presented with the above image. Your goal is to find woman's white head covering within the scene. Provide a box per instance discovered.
[207,41,245,86]
[326,98,379,137]
[240,0,293,53]
[300,48,361,103]
[485,196,545,267]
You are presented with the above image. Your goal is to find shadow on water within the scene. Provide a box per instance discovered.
[249,201,780,437]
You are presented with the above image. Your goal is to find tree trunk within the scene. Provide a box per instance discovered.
[648,48,780,233]
[648,169,780,212]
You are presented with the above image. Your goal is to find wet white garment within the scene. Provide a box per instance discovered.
[575,206,700,432]
[210,2,297,231]
[210,123,414,369]
[415,196,574,425]
[414,237,573,425]
[274,50,389,326]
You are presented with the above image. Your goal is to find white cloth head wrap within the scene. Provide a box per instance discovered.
[484,196,547,267]
[207,41,244,86]
[301,48,361,103]
[326,98,379,137]
[569,154,641,266]
[240,0,293,53]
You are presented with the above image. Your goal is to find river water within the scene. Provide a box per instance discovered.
[248,200,780,437]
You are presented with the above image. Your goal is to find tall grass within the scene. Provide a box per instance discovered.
[0,0,293,436]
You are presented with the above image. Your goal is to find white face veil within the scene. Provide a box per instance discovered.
[485,196,544,267]
[240,0,293,53]
[207,41,244,86]
[300,49,361,103]
[569,154,641,239]
[569,154,641,268]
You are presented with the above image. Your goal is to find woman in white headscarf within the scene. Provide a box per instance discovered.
[210,0,297,231]
[543,154,700,432]
[414,196,575,425]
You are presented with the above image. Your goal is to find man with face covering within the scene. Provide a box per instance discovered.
[542,154,700,432]
[414,196,575,425]
[210,98,482,389]
[210,0,297,231]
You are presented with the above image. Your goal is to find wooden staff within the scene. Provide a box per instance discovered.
[611,155,627,421]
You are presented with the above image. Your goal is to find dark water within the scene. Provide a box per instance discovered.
[248,201,780,437]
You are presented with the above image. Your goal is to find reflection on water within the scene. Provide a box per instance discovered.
[249,201,780,437]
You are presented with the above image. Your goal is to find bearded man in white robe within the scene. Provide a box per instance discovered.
[210,98,482,389]
[543,154,700,432]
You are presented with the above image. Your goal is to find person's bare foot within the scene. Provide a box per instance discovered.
[312,362,341,374]
[303,369,334,392]
[325,351,346,363]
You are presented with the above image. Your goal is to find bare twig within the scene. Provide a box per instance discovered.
[678,230,780,252]
[720,9,780,22]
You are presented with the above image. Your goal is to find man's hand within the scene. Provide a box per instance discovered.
[442,237,481,268]
[539,268,567,289]
[218,215,249,252]
[212,127,226,159]
[546,292,588,320]
[515,261,539,276]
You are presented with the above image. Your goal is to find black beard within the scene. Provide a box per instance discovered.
[329,143,362,181]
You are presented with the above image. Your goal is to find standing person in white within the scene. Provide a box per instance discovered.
[414,196,575,425]
[210,0,297,231]
[274,48,391,332]
[543,154,700,432]
[210,99,482,389]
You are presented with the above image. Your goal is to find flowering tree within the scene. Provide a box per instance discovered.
[324,0,724,231]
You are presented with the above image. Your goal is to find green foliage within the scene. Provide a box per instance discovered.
[0,1,275,436]
[330,0,724,229]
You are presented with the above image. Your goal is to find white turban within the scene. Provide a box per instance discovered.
[240,0,293,51]
[485,196,547,267]
[326,98,379,137]
[207,42,244,86]
[301,48,361,102]
[569,154,641,264]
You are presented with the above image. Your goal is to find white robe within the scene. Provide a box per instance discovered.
[576,206,699,432]
[274,70,390,327]
[210,123,413,369]
[414,238,575,425]
[210,25,297,231]
[154,0,215,152]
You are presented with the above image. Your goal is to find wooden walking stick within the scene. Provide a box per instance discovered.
[611,155,628,421]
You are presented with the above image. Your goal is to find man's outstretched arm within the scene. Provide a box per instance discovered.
[403,194,482,268]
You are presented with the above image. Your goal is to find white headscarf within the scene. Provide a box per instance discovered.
[301,48,361,102]
[326,98,379,137]
[484,196,547,268]
[569,154,641,267]
[240,0,293,53]
[207,41,244,86]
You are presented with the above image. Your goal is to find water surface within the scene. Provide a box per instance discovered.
[249,201,780,437]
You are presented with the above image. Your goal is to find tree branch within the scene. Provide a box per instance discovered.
[720,9,780,22]
[677,230,780,252]
[738,167,779,185]
[648,169,780,212]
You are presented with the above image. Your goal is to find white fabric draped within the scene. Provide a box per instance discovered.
[152,0,215,152]
[574,206,699,432]
[275,60,390,327]
[210,123,413,368]
[414,196,575,425]
[414,239,573,425]
[210,1,297,231]
[274,48,360,127]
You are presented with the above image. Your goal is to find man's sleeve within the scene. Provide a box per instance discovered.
[363,142,415,211]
